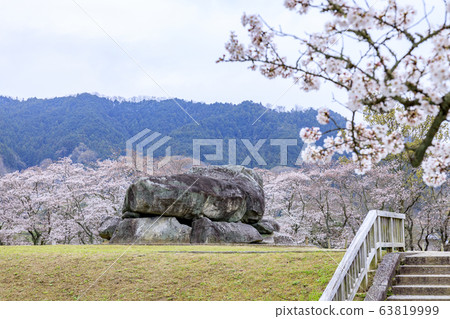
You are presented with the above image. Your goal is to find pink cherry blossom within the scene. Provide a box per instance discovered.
[220,0,450,187]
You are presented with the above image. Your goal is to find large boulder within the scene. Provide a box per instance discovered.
[251,217,280,234]
[190,217,263,244]
[190,165,264,224]
[98,216,121,240]
[122,165,264,223]
[109,217,191,244]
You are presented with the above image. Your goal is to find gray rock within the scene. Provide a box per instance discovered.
[252,217,281,234]
[365,253,401,301]
[267,217,281,232]
[190,217,263,244]
[122,211,144,219]
[190,165,264,223]
[98,216,121,240]
[261,234,275,244]
[189,165,263,188]
[122,165,264,223]
[273,232,295,245]
[109,217,191,244]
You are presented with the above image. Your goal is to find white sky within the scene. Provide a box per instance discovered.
[0,0,443,119]
[0,0,343,111]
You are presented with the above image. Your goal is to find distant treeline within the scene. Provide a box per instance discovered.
[0,94,346,171]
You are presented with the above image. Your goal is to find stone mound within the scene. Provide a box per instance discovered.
[100,166,288,245]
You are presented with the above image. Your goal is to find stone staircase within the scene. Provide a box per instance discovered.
[388,252,450,301]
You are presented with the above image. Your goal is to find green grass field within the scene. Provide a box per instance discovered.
[0,245,344,301]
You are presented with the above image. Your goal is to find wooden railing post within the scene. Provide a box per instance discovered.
[400,218,405,252]
[362,239,368,290]
[377,216,382,261]
[387,217,394,252]
[373,222,378,266]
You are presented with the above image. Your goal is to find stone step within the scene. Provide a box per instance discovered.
[403,256,450,265]
[395,275,450,285]
[398,265,450,275]
[388,295,450,301]
[392,285,450,295]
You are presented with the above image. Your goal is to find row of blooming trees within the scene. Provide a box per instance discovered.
[0,158,141,245]
[0,156,194,245]
[0,156,447,249]
[262,161,449,250]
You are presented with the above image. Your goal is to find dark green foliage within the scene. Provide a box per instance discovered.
[0,94,346,170]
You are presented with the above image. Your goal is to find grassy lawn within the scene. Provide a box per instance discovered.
[0,245,344,301]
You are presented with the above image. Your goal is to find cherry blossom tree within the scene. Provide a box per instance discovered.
[0,157,143,245]
[263,161,433,249]
[220,0,450,187]
[153,156,194,176]
[262,169,313,243]
[49,157,143,244]
[264,164,364,248]
[0,166,61,245]
[416,185,450,250]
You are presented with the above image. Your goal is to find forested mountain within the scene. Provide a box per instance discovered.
[0,93,346,171]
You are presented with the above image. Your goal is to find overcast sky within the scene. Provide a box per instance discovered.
[0,0,441,119]
[0,1,341,110]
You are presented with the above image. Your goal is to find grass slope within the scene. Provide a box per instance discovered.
[0,245,344,301]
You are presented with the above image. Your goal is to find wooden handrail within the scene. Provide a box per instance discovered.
[319,210,405,301]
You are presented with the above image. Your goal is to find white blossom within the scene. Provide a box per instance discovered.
[317,107,330,124]
[300,127,322,143]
